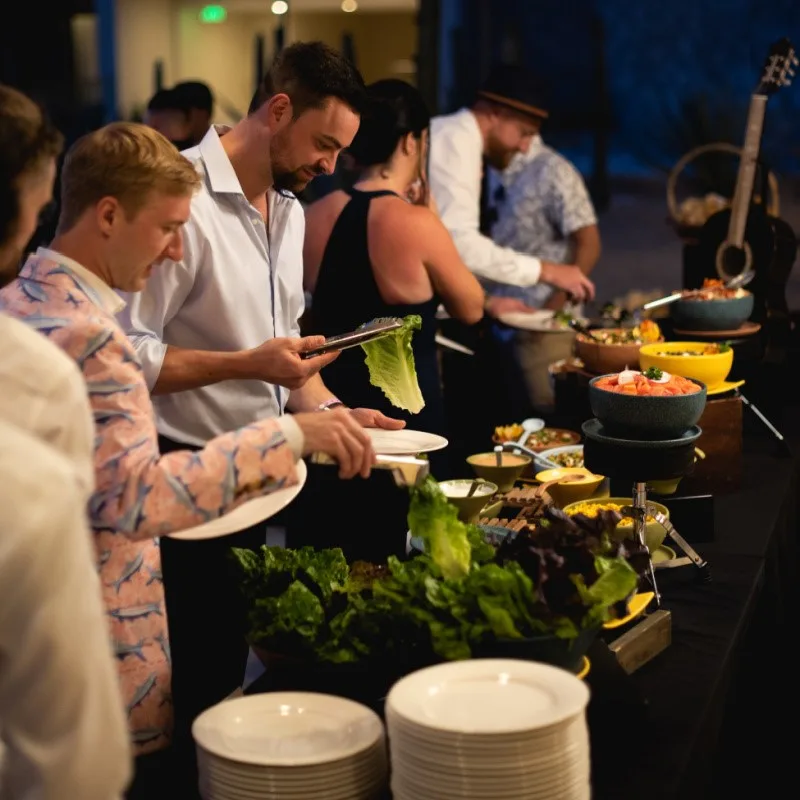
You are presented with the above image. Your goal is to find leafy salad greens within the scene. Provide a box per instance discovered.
[231,477,642,666]
[360,315,425,414]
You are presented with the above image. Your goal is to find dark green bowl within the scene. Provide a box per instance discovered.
[588,375,707,440]
[671,292,754,331]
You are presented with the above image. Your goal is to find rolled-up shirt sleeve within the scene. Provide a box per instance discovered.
[429,112,542,288]
[117,219,203,391]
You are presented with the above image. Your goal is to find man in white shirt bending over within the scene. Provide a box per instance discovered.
[118,41,403,750]
[0,83,131,800]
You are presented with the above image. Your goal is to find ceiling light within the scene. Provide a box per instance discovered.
[341,0,358,12]
[271,0,288,15]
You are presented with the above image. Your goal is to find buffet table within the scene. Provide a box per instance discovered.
[241,406,798,800]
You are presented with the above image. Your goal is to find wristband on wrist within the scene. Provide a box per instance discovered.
[318,398,345,411]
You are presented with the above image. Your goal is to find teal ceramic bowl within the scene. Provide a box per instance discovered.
[671,292,754,331]
[588,375,707,440]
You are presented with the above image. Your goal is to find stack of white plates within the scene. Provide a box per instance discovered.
[193,692,388,800]
[386,659,592,800]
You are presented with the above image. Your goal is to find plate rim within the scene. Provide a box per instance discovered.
[386,658,589,734]
[497,309,584,333]
[365,427,449,454]
[167,458,307,541]
[192,690,384,767]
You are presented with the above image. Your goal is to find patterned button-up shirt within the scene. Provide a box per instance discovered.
[486,135,598,307]
[0,252,301,756]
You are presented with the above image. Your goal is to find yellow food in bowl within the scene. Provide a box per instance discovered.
[639,341,733,391]
[562,497,670,553]
[565,501,655,526]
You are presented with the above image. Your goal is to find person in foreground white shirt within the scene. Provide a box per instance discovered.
[0,422,132,800]
[0,82,132,798]
[428,63,595,304]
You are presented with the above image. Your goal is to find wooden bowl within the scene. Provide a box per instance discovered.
[574,329,646,375]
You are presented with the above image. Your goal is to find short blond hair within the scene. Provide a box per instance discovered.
[59,122,201,231]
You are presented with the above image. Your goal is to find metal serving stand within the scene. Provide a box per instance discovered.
[580,420,711,607]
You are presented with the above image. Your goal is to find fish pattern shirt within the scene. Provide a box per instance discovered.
[0,253,301,755]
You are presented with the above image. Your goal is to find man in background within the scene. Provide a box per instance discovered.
[143,88,193,150]
[173,80,214,145]
[144,81,214,150]
[487,114,601,413]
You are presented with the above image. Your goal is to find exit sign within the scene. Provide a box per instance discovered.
[200,5,227,24]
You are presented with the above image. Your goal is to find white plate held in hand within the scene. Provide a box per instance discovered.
[167,459,307,541]
[366,428,448,455]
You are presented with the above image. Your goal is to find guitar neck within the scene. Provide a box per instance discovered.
[727,93,768,247]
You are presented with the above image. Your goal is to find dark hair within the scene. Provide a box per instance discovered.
[248,41,366,118]
[0,83,63,245]
[146,88,189,116]
[173,81,214,114]
[346,79,430,167]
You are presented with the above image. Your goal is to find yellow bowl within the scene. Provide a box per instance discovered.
[562,497,670,553]
[638,341,733,391]
[534,467,606,507]
[467,451,532,493]
[438,479,499,523]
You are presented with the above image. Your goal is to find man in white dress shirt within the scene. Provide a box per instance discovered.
[117,42,403,744]
[429,63,595,302]
[0,83,131,799]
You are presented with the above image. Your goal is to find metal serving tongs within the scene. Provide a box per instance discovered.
[621,503,711,581]
[309,452,430,488]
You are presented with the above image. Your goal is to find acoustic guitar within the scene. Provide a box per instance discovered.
[695,38,798,350]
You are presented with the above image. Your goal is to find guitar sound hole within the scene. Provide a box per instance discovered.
[716,243,749,279]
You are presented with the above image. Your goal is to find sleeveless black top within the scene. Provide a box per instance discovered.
[309,188,450,477]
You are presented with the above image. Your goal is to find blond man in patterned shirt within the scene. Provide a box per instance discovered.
[0,121,375,797]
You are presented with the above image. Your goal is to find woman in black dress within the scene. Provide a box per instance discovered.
[304,79,484,481]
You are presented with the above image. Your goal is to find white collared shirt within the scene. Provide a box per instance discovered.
[0,421,131,800]
[117,126,306,445]
[429,108,543,288]
[0,310,95,497]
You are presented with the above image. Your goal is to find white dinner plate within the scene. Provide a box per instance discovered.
[168,459,307,541]
[386,659,589,734]
[366,428,448,455]
[192,691,384,767]
[498,310,585,333]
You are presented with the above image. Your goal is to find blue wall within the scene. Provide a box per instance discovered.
[442,0,800,177]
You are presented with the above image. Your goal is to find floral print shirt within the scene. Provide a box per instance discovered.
[0,252,300,755]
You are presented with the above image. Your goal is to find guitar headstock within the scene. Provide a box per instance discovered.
[757,38,798,95]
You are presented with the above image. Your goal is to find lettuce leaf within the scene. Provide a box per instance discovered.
[361,315,425,413]
[407,476,471,580]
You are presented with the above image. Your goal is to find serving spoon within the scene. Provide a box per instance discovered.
[642,271,755,311]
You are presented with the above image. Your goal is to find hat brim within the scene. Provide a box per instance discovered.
[478,90,549,120]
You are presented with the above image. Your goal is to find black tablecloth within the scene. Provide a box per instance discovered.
[590,402,799,799]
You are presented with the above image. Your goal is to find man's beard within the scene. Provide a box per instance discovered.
[272,164,321,194]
